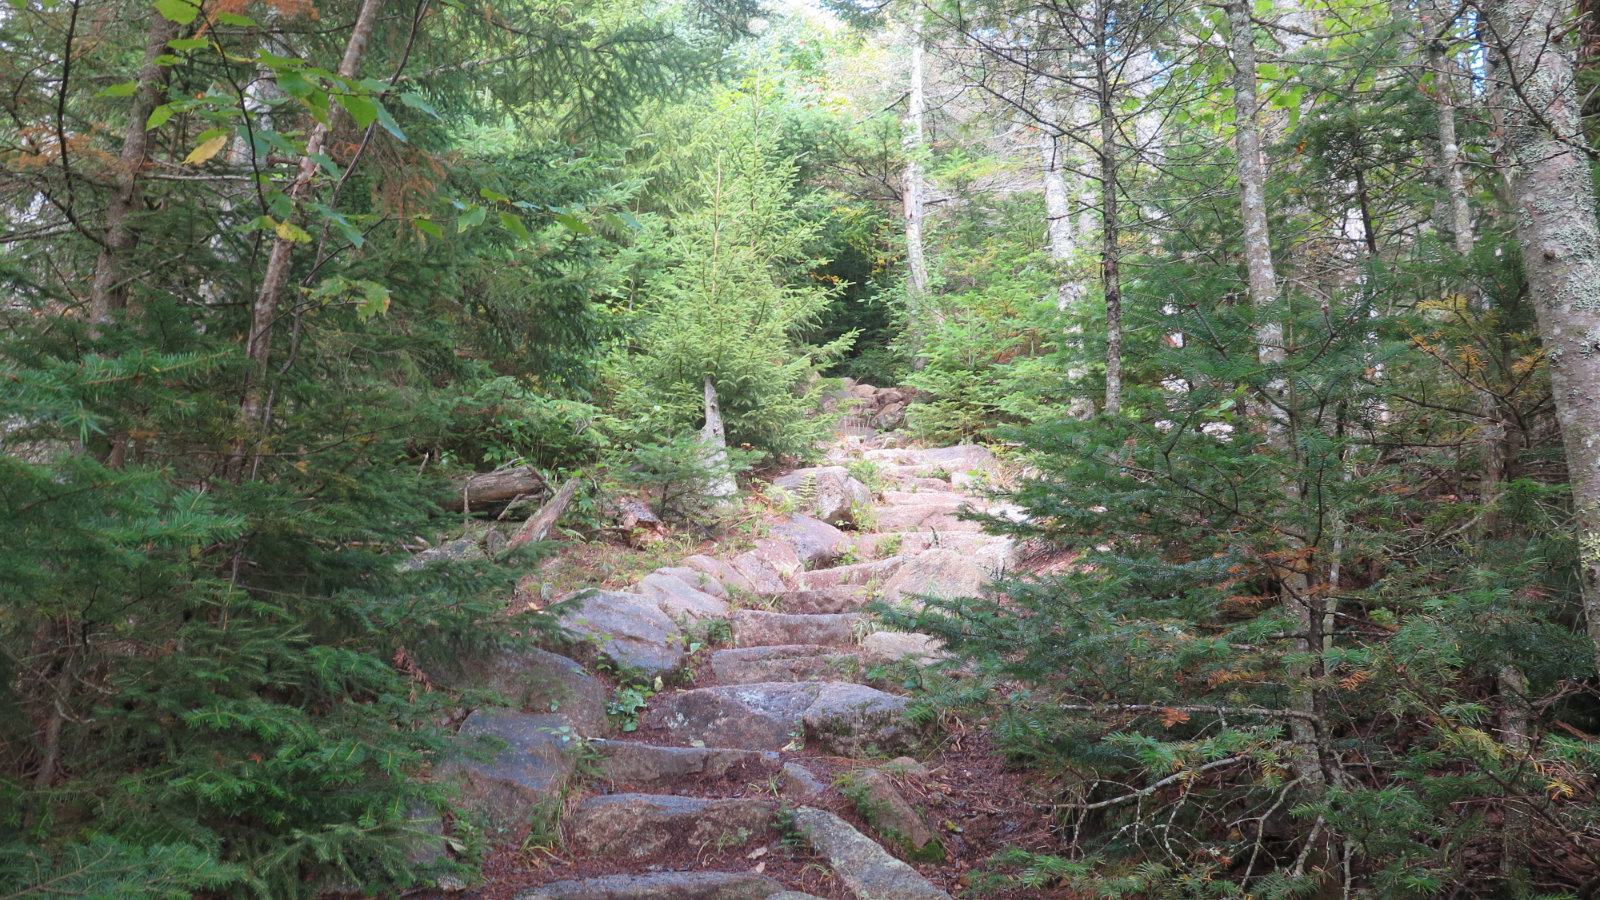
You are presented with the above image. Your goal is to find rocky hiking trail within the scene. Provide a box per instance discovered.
[423,427,1062,900]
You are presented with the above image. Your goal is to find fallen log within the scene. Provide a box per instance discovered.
[439,466,545,514]
[507,475,581,550]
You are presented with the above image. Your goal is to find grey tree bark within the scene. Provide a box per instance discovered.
[234,0,386,478]
[1094,2,1122,415]
[88,12,178,335]
[1227,0,1323,788]
[1488,0,1600,672]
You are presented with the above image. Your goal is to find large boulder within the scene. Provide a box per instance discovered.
[771,466,872,527]
[426,646,607,736]
[768,514,853,569]
[437,709,578,830]
[554,590,686,678]
[879,549,986,606]
[860,631,948,669]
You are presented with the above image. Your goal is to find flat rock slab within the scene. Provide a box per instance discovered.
[878,491,967,511]
[730,551,788,594]
[753,538,803,580]
[515,872,786,900]
[555,589,686,678]
[425,646,606,736]
[655,565,730,598]
[567,794,778,858]
[711,645,860,684]
[437,709,577,829]
[732,610,864,647]
[780,586,869,615]
[681,555,757,595]
[872,507,984,533]
[633,572,731,624]
[797,557,905,590]
[589,740,780,788]
[641,682,922,756]
[793,807,952,900]
[861,632,948,668]
[768,514,852,569]
[880,549,985,606]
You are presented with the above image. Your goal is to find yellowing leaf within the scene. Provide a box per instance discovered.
[183,134,228,165]
[275,221,312,242]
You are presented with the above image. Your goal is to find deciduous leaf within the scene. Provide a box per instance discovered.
[153,0,200,24]
[275,220,312,242]
[183,134,229,165]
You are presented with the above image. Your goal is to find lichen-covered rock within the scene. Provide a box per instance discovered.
[710,645,859,684]
[514,872,786,900]
[732,610,865,648]
[681,554,757,595]
[632,572,731,625]
[655,565,730,598]
[781,762,826,800]
[879,549,985,606]
[753,538,803,579]
[567,794,778,858]
[802,682,923,757]
[589,741,780,788]
[845,770,943,861]
[640,681,920,756]
[768,515,852,569]
[554,590,686,678]
[437,709,578,830]
[792,807,952,900]
[771,466,872,527]
[860,631,948,668]
[426,646,607,736]
[729,551,788,594]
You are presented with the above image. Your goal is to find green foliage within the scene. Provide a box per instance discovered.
[604,90,854,462]
[607,434,755,520]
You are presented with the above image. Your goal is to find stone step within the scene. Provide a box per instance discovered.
[589,740,781,789]
[767,514,852,568]
[871,505,983,534]
[796,557,905,590]
[878,491,966,510]
[552,590,686,679]
[777,586,869,615]
[631,572,731,624]
[710,645,860,684]
[793,806,952,900]
[567,793,778,858]
[639,681,923,757]
[851,530,992,562]
[515,872,786,900]
[732,610,865,647]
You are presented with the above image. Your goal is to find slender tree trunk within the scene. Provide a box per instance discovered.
[88,12,177,334]
[1095,23,1123,416]
[1228,0,1324,789]
[1040,99,1081,311]
[903,19,930,305]
[1489,0,1600,673]
[1425,16,1474,256]
[234,0,386,477]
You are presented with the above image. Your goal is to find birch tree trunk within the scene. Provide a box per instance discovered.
[1227,0,1324,789]
[87,12,177,334]
[903,19,930,304]
[1489,0,1600,673]
[235,0,386,477]
[1424,14,1474,257]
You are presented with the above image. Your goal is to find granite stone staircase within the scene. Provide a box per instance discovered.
[424,436,1019,900]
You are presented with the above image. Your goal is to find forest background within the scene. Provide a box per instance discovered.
[5,0,1600,895]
